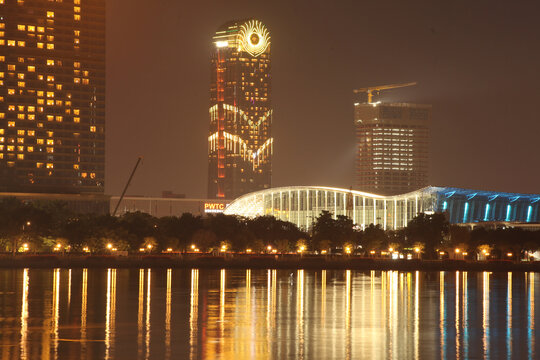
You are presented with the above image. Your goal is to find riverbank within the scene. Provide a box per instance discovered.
[1,254,540,272]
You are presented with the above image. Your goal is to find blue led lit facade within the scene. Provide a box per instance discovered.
[224,186,540,230]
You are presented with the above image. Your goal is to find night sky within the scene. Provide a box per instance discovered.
[106,0,540,198]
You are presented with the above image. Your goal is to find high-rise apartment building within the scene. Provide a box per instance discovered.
[208,19,272,199]
[354,84,431,196]
[0,0,105,194]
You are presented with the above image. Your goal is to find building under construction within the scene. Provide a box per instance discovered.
[354,83,431,196]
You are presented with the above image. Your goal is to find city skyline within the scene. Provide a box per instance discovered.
[104,0,540,198]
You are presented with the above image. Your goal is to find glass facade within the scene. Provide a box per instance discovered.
[208,19,272,199]
[0,0,105,194]
[224,186,540,230]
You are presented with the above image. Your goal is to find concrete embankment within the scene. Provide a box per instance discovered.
[1,254,540,272]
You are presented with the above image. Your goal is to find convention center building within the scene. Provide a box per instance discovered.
[223,186,540,230]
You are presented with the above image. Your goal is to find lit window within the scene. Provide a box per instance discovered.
[28,25,35,32]
[18,41,25,47]
[47,75,54,82]
[37,99,45,105]
[74,109,80,115]
[46,147,54,153]
[27,131,35,136]
[7,64,15,70]
[8,89,15,95]
[46,35,54,41]
[90,126,96,132]
[27,106,35,112]
[37,27,44,33]
[37,42,44,49]
[0,113,3,119]
[18,81,25,87]
[47,131,53,137]
[17,154,24,160]
[17,138,24,144]
[74,14,81,21]
[46,59,54,66]
[7,145,14,151]
[82,78,89,85]
[8,40,15,46]
[46,139,54,145]
[28,114,35,120]
[47,11,54,18]
[90,173,96,179]
[17,114,25,119]
[8,105,15,111]
[18,24,26,31]
[46,43,54,50]
[8,121,15,127]
[74,78,80,84]
[46,91,54,98]
[47,115,54,121]
[27,65,35,72]
[55,116,63,122]
[36,139,44,145]
[55,84,62,90]
[74,6,80,12]
[18,73,24,79]
[46,163,53,169]
[37,91,44,97]
[36,162,43,168]
[74,31,80,37]
[74,117,80,123]
[27,146,33,152]
[73,164,79,170]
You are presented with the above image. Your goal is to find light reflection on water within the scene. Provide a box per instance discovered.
[0,269,539,359]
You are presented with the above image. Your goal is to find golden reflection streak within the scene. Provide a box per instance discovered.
[246,269,251,309]
[462,272,468,359]
[321,270,326,323]
[507,272,512,359]
[529,272,535,359]
[138,269,144,360]
[220,268,226,343]
[105,269,117,360]
[482,272,490,360]
[345,270,352,360]
[20,268,29,360]
[297,269,304,359]
[440,272,444,360]
[68,269,72,308]
[189,269,199,360]
[81,269,88,359]
[455,271,460,360]
[165,269,172,360]
[52,268,60,360]
[145,269,151,360]
[414,271,419,360]
[381,271,387,356]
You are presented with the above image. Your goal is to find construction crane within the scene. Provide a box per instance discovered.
[112,156,143,216]
[353,82,417,104]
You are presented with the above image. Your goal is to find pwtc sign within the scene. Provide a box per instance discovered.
[204,202,228,213]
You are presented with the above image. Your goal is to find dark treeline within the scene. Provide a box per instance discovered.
[2,198,540,260]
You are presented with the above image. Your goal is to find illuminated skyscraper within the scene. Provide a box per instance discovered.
[354,85,431,196]
[208,19,272,199]
[0,0,105,194]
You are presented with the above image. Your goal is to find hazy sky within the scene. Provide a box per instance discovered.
[106,0,540,198]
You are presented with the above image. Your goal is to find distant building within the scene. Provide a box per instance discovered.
[0,0,105,194]
[111,196,229,218]
[207,19,273,199]
[354,84,430,195]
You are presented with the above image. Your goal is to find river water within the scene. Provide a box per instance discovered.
[0,268,538,359]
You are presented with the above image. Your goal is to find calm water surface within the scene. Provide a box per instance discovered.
[0,268,538,359]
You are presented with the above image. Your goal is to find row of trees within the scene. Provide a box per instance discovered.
[1,198,540,259]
